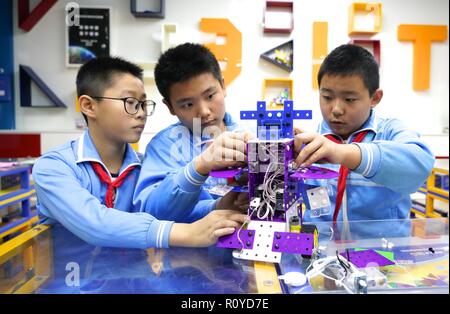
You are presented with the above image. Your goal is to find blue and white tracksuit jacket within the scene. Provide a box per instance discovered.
[33,129,173,249]
[303,110,435,223]
[134,112,243,222]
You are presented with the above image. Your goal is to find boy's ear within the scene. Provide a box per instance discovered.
[370,89,383,108]
[163,98,176,115]
[79,95,97,121]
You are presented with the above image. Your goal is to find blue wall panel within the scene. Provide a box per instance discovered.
[0,0,15,129]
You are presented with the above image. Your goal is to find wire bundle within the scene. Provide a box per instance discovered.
[305,251,358,294]
[256,144,284,220]
[235,143,284,252]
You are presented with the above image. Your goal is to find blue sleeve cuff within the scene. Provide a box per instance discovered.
[211,198,219,211]
[183,199,217,223]
[207,199,218,213]
[175,161,208,193]
[353,143,381,178]
[147,220,174,248]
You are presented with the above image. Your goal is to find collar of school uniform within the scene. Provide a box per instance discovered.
[75,129,141,172]
[319,109,378,142]
[224,112,239,131]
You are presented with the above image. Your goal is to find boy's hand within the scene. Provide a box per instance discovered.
[294,133,362,169]
[293,126,305,135]
[194,132,254,176]
[170,210,247,247]
[215,191,249,213]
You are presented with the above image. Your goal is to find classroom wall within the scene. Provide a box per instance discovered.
[6,0,450,155]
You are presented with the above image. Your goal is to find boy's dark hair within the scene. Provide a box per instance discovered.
[154,43,223,105]
[318,44,380,96]
[76,56,144,123]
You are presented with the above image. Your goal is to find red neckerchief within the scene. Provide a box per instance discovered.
[324,131,368,223]
[90,162,136,208]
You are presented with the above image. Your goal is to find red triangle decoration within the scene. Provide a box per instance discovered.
[18,0,57,32]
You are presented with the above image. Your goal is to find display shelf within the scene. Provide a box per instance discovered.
[263,1,294,34]
[0,166,36,240]
[348,2,382,36]
[349,39,381,65]
[260,40,293,72]
[411,167,449,218]
[19,65,66,108]
[262,78,293,110]
[130,0,165,18]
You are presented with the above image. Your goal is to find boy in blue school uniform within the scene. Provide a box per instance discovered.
[293,44,434,223]
[134,43,253,222]
[33,56,246,249]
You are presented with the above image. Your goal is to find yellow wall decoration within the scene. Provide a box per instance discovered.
[75,95,80,112]
[348,2,382,36]
[398,24,448,91]
[200,18,242,87]
[263,78,293,110]
[312,22,328,90]
[139,62,157,85]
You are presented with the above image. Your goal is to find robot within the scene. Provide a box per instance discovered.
[214,100,339,263]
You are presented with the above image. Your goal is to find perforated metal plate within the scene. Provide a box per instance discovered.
[232,221,287,263]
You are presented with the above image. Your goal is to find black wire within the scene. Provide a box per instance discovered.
[336,250,350,277]
[336,250,351,268]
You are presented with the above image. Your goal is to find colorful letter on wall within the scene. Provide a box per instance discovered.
[200,18,242,87]
[398,24,448,91]
[312,22,328,90]
[75,95,80,112]
[162,23,178,53]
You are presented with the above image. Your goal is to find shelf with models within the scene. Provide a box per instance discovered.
[0,165,37,240]
[0,224,51,294]
[411,167,449,218]
[130,0,165,18]
[260,40,293,72]
[348,2,382,36]
[263,1,294,34]
[262,78,293,110]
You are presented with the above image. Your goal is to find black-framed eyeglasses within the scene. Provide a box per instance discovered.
[91,96,156,116]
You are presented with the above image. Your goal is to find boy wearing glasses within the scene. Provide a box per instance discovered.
[33,56,246,249]
[134,43,253,223]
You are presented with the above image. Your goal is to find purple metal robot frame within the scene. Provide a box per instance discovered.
[215,100,338,263]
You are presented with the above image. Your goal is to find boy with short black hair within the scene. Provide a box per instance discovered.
[294,44,434,222]
[33,56,246,249]
[134,43,252,222]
